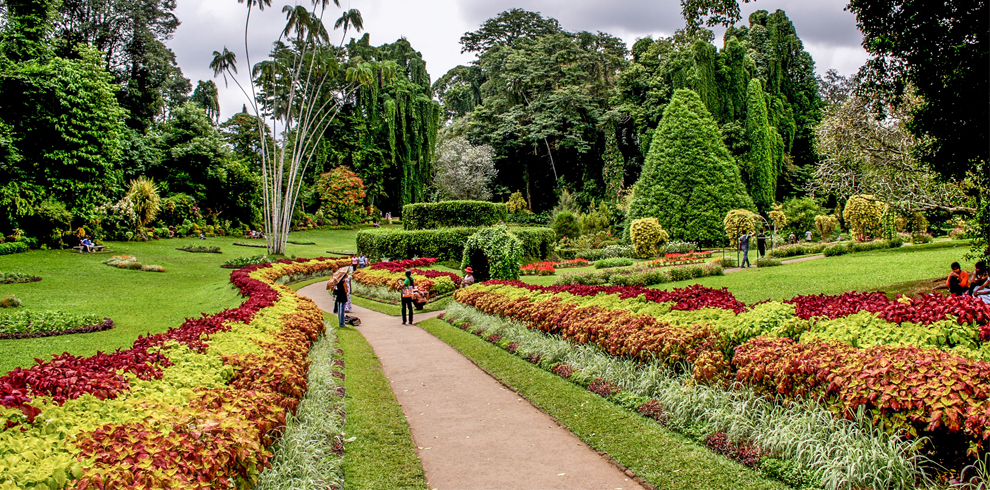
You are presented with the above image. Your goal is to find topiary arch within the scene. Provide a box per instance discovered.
[460,225,523,282]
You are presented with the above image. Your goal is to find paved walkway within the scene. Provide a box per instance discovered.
[724,254,824,273]
[299,284,644,490]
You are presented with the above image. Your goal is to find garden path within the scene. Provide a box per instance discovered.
[723,254,825,273]
[298,283,645,490]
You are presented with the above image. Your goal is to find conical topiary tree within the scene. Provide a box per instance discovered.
[626,89,754,246]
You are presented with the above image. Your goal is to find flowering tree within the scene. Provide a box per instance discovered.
[316,166,365,225]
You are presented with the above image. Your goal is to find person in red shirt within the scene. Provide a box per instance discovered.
[946,262,969,296]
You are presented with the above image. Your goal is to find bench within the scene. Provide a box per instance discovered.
[72,244,106,253]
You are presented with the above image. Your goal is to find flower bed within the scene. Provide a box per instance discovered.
[354,258,460,297]
[176,245,222,253]
[520,258,590,276]
[0,256,350,489]
[555,258,724,287]
[452,281,990,459]
[222,254,272,268]
[0,312,113,339]
[644,250,714,266]
[103,255,165,272]
[0,272,42,284]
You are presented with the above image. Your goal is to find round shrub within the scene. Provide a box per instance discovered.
[317,166,366,226]
[630,218,669,258]
[843,195,886,240]
[461,225,523,281]
[724,209,759,242]
[552,212,581,241]
[594,257,634,269]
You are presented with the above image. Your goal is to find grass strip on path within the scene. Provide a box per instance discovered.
[418,318,789,490]
[339,326,427,490]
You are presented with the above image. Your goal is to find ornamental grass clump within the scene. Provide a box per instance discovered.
[0,271,42,284]
[0,294,21,308]
[102,255,165,272]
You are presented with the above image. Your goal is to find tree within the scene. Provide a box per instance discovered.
[125,176,160,235]
[459,8,561,54]
[723,209,759,242]
[210,0,391,254]
[315,166,365,225]
[813,90,971,214]
[432,135,496,201]
[814,214,837,241]
[626,89,754,245]
[190,80,219,122]
[743,78,778,212]
[843,194,886,240]
[0,44,126,233]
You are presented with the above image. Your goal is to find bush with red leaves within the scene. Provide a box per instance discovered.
[587,378,622,397]
[370,258,438,272]
[482,281,746,313]
[785,291,990,327]
[550,364,575,378]
[704,432,762,467]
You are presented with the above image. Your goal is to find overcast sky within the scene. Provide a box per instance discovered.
[171,0,869,119]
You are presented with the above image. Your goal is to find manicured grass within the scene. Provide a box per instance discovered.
[419,318,788,490]
[339,327,427,489]
[657,240,973,304]
[351,295,451,317]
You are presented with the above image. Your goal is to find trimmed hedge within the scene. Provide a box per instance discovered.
[0,242,29,255]
[402,201,508,230]
[357,226,555,262]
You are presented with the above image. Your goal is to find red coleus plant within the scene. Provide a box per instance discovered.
[785,291,990,327]
[481,281,747,313]
[371,258,438,272]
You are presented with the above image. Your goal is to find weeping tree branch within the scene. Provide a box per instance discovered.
[812,93,974,214]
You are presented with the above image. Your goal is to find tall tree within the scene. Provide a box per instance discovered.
[743,78,778,212]
[459,8,561,54]
[190,79,219,122]
[626,89,753,245]
[211,0,390,254]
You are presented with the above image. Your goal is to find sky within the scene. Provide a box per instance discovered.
[171,0,870,119]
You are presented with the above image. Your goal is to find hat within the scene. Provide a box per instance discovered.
[330,266,348,285]
[465,267,473,273]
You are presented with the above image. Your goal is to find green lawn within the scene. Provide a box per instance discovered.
[419,318,788,490]
[658,240,972,304]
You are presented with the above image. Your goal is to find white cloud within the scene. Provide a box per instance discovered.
[169,0,869,119]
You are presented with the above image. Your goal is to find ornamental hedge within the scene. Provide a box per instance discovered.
[356,226,554,262]
[0,242,29,255]
[402,201,507,230]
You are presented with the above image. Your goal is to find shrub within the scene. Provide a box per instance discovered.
[316,166,366,226]
[0,294,21,308]
[814,215,838,241]
[0,272,41,284]
[824,243,849,257]
[781,197,824,236]
[402,201,507,230]
[0,242,29,255]
[506,191,528,213]
[157,193,200,226]
[461,225,523,281]
[724,209,759,243]
[577,245,637,261]
[625,89,754,245]
[757,257,782,267]
[661,240,697,254]
[595,258,634,269]
[223,255,272,268]
[552,211,581,241]
[912,233,933,244]
[630,218,669,258]
[843,195,886,239]
[356,226,553,262]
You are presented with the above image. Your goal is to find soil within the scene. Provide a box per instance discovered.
[299,283,645,490]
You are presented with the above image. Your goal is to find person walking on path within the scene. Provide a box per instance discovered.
[344,269,353,313]
[739,232,752,268]
[328,267,350,327]
[401,270,415,324]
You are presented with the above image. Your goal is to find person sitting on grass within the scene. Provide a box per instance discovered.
[943,262,970,296]
[969,261,989,303]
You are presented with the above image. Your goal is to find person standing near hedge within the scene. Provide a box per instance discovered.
[401,270,415,324]
[462,267,475,287]
[739,232,752,268]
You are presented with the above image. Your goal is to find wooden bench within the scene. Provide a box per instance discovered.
[72,244,106,253]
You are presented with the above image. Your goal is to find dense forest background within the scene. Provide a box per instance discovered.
[0,0,985,257]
